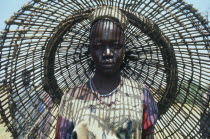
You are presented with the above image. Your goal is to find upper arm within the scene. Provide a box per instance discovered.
[55,115,75,139]
[56,90,75,139]
[142,84,158,136]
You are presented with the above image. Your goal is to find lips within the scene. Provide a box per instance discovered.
[100,62,115,68]
[104,59,114,63]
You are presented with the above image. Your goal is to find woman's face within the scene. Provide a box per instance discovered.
[90,20,125,75]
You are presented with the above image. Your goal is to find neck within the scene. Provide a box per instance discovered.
[92,70,121,95]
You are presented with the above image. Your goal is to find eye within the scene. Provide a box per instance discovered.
[94,45,103,49]
[114,44,121,49]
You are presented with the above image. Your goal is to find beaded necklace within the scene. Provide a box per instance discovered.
[89,78,122,107]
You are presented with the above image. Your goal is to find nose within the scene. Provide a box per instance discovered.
[106,47,111,55]
[103,46,113,57]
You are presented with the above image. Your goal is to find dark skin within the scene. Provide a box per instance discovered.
[90,20,154,138]
[56,20,154,139]
[90,20,124,95]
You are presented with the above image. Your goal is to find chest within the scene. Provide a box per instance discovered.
[60,83,143,139]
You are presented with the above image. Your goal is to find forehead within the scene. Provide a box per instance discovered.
[91,20,124,41]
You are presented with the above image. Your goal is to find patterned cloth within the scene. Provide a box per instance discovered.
[56,79,158,139]
[142,84,158,135]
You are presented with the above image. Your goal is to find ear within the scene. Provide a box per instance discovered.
[86,44,91,51]
[83,43,91,57]
[123,44,126,54]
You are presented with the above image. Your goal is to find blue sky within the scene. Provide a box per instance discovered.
[0,0,30,30]
[0,0,210,30]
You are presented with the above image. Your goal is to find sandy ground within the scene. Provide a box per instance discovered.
[0,123,12,139]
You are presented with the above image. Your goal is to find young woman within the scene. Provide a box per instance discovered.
[56,7,158,139]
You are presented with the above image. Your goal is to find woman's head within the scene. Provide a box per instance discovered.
[88,6,127,75]
[89,18,125,75]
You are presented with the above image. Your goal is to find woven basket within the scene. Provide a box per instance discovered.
[0,0,209,138]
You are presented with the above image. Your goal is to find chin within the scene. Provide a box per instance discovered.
[103,70,116,75]
[97,67,120,76]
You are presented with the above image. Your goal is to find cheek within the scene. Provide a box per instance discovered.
[91,51,100,62]
[115,49,124,61]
